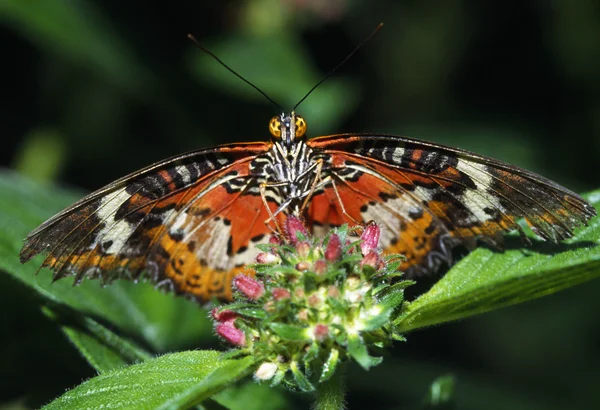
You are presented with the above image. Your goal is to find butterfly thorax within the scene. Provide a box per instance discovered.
[263,112,317,214]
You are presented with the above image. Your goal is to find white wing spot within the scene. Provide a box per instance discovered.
[455,160,504,222]
[360,197,422,249]
[175,165,192,185]
[94,187,135,254]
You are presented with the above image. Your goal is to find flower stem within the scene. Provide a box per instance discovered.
[314,363,346,410]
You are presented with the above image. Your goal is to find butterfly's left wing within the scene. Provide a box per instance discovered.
[20,143,280,301]
[307,134,596,275]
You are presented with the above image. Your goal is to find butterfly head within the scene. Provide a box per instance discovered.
[269,112,307,146]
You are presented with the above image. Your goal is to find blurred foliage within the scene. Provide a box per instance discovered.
[1,0,599,409]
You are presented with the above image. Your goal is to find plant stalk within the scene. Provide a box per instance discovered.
[314,364,346,410]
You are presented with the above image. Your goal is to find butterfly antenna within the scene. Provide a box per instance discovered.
[293,23,384,111]
[187,34,284,112]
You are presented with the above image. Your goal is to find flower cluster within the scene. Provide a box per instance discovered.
[212,217,413,391]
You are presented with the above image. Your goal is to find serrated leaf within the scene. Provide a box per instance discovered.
[395,190,600,333]
[319,348,340,383]
[155,355,257,410]
[377,281,411,310]
[42,351,255,410]
[290,361,314,392]
[347,332,382,370]
[361,308,393,332]
[220,302,267,319]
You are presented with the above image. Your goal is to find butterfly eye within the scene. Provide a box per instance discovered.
[295,115,307,138]
[269,116,282,138]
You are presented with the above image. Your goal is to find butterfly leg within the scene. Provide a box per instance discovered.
[259,181,288,235]
[299,158,324,214]
[330,177,361,226]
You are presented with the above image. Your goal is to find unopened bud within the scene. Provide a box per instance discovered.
[327,285,341,298]
[325,234,342,261]
[256,252,280,264]
[361,250,381,269]
[314,260,327,275]
[308,293,322,307]
[286,216,309,245]
[297,309,309,321]
[360,223,380,256]
[272,287,291,300]
[313,324,329,342]
[234,274,265,300]
[216,322,246,346]
[255,362,278,380]
[269,235,282,245]
[211,308,238,324]
[295,241,311,258]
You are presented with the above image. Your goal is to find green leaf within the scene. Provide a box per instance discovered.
[155,355,257,410]
[347,332,382,370]
[361,306,393,332]
[290,361,314,392]
[213,381,290,410]
[318,348,340,383]
[42,305,151,373]
[395,190,600,333]
[268,323,310,341]
[42,351,255,410]
[0,171,212,354]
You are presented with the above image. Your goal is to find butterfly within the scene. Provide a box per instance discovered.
[20,109,596,302]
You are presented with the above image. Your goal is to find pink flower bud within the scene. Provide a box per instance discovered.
[296,261,310,271]
[308,293,322,307]
[211,308,238,324]
[264,300,275,312]
[272,287,291,300]
[216,322,246,346]
[295,241,311,258]
[360,223,380,256]
[314,260,327,275]
[256,252,280,264]
[297,309,309,321]
[286,216,309,245]
[233,274,264,300]
[325,234,342,261]
[313,324,329,342]
[361,250,381,269]
[327,285,340,298]
[269,235,282,245]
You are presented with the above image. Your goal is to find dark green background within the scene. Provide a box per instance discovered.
[1,1,599,409]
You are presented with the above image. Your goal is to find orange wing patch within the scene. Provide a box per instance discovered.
[306,144,594,276]
[149,174,283,301]
[307,153,454,274]
[20,145,276,302]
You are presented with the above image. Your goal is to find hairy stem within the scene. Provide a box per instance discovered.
[314,364,346,410]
